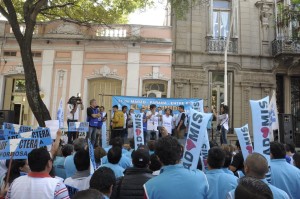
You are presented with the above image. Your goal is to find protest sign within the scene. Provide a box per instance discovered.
[88,139,97,174]
[31,128,52,147]
[200,130,210,172]
[132,113,145,150]
[268,91,279,141]
[102,123,107,148]
[234,124,253,160]
[68,122,89,132]
[3,123,32,133]
[45,120,59,139]
[182,109,212,170]
[0,138,40,160]
[250,96,271,182]
[112,96,204,114]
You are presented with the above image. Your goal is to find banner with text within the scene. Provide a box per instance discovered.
[132,113,145,150]
[112,96,204,114]
[200,130,210,172]
[250,96,271,182]
[182,109,212,170]
[21,128,52,147]
[68,122,89,132]
[234,124,253,160]
[102,123,107,148]
[0,138,40,159]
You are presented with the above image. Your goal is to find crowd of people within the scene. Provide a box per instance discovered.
[0,101,299,199]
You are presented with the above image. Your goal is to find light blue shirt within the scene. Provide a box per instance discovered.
[101,155,132,169]
[144,164,209,199]
[222,168,234,175]
[104,146,129,155]
[226,178,290,199]
[53,156,66,179]
[100,163,125,178]
[64,154,77,178]
[270,159,300,199]
[206,169,238,199]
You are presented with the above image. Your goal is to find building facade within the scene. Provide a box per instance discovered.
[172,0,300,136]
[0,20,172,126]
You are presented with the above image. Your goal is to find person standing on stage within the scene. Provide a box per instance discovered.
[161,108,173,135]
[87,99,100,146]
[146,104,159,141]
[67,95,84,144]
[111,105,124,140]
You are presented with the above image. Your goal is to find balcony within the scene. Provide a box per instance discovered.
[272,37,300,56]
[206,37,238,54]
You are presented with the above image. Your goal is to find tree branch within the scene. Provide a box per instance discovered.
[40,2,75,11]
[31,0,47,20]
[3,0,24,42]
[0,5,9,19]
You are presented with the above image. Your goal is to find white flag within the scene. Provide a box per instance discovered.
[268,91,279,141]
[57,98,64,129]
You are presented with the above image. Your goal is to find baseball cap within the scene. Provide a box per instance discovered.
[132,148,150,168]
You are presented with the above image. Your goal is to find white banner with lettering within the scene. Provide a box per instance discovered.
[182,109,212,170]
[234,124,253,160]
[250,96,271,182]
[132,113,145,150]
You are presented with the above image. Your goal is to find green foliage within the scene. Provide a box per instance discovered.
[1,0,155,24]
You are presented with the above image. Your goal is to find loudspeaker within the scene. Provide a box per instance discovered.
[278,114,294,144]
[0,110,15,126]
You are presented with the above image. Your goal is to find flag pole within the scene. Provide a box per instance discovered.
[224,0,235,106]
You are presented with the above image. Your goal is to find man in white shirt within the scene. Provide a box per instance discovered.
[64,149,91,191]
[67,96,84,144]
[146,104,159,141]
[6,148,70,199]
[161,108,173,135]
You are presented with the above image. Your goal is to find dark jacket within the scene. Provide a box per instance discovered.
[111,167,154,199]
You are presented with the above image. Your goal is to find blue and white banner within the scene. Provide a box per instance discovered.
[21,128,52,147]
[0,138,40,159]
[101,123,107,148]
[268,91,279,142]
[200,130,210,172]
[132,113,145,150]
[88,139,97,174]
[250,96,271,182]
[182,109,212,170]
[112,96,204,114]
[57,98,64,129]
[3,123,32,134]
[68,122,89,132]
[234,124,253,160]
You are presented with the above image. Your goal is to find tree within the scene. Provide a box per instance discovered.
[0,0,192,126]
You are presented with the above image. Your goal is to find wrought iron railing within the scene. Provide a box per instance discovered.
[206,37,238,53]
[272,37,300,56]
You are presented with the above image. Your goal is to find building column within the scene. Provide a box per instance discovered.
[69,51,84,97]
[40,50,55,109]
[0,75,5,109]
[284,76,291,114]
[126,45,140,96]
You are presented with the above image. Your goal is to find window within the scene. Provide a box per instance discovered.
[14,79,26,93]
[32,52,42,57]
[213,0,231,39]
[4,51,17,56]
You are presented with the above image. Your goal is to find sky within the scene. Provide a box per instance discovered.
[128,0,168,26]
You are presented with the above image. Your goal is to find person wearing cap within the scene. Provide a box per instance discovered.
[112,148,153,199]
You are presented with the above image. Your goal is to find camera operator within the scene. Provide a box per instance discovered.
[67,95,84,144]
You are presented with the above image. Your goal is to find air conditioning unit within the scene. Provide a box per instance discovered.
[147,90,162,98]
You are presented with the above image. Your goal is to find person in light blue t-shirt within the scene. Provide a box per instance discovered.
[222,149,235,176]
[270,142,300,199]
[206,147,238,199]
[144,136,209,199]
[100,146,125,178]
[64,138,87,178]
[226,152,289,199]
